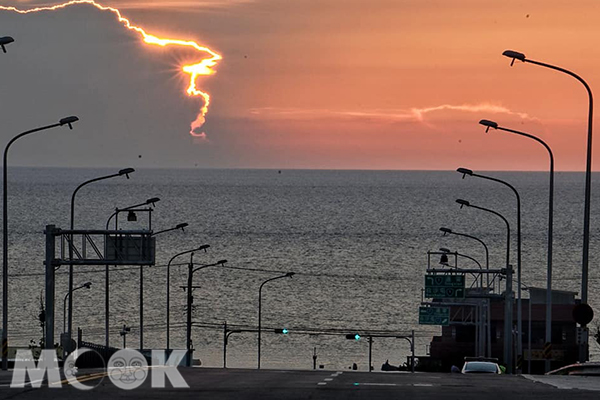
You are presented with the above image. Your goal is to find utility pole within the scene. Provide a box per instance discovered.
[44,225,57,350]
[368,336,373,372]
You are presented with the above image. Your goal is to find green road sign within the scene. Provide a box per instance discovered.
[418,306,450,326]
[424,274,465,298]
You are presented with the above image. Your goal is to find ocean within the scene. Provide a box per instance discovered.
[3,167,600,370]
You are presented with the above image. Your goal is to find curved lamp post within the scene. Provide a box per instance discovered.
[441,227,493,357]
[0,36,14,53]
[503,50,593,362]
[480,119,555,372]
[104,197,160,348]
[2,115,79,370]
[67,167,134,351]
[258,272,295,369]
[153,223,188,236]
[440,227,489,285]
[166,245,209,350]
[106,197,160,230]
[126,222,188,350]
[63,282,92,333]
[439,247,486,357]
[185,259,227,366]
[456,198,514,373]
[439,247,482,270]
[457,167,523,370]
[438,247,482,287]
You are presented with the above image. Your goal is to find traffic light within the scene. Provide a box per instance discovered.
[274,328,289,334]
[346,334,361,341]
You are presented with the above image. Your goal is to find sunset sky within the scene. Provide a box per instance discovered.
[0,0,599,170]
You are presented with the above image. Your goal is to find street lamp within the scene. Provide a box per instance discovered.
[104,197,159,348]
[0,36,14,53]
[441,227,492,357]
[104,197,159,347]
[166,246,209,351]
[125,222,189,350]
[439,247,482,269]
[440,227,489,286]
[63,282,92,333]
[502,50,593,362]
[2,115,79,370]
[185,259,227,366]
[106,197,160,230]
[480,119,555,372]
[438,248,482,289]
[456,198,514,373]
[258,272,295,369]
[67,167,135,352]
[457,167,523,370]
[152,223,188,236]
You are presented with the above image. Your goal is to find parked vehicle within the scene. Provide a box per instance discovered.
[461,357,502,374]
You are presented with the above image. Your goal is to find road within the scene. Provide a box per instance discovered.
[2,367,600,399]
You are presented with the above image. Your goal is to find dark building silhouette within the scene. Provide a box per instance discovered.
[424,287,580,374]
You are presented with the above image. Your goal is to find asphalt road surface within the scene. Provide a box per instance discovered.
[2,368,600,399]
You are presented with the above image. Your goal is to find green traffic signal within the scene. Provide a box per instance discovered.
[274,328,289,334]
[345,334,361,340]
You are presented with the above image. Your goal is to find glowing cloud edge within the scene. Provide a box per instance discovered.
[0,0,222,139]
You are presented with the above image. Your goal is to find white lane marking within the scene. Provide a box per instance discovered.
[353,382,436,388]
[358,383,398,387]
[318,371,343,387]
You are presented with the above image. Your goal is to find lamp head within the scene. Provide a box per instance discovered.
[197,244,210,252]
[286,272,295,278]
[217,259,228,266]
[127,210,137,222]
[440,227,452,235]
[0,36,14,53]
[146,197,160,206]
[456,199,470,209]
[59,116,79,130]
[502,50,526,66]
[119,168,135,179]
[176,223,188,231]
[83,282,92,289]
[479,119,498,133]
[457,167,473,179]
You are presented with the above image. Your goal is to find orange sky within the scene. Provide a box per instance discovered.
[1,0,599,170]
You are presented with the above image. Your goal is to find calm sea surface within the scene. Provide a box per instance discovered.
[3,168,600,370]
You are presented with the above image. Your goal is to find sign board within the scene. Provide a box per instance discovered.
[525,349,564,361]
[424,274,465,298]
[419,306,450,325]
[105,235,155,265]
